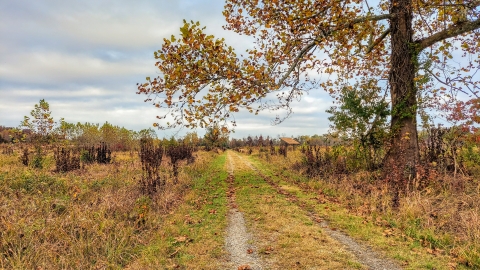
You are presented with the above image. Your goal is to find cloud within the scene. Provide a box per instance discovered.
[1,1,180,50]
[0,0,333,140]
[0,50,154,85]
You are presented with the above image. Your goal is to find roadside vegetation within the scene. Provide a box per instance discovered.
[233,131,480,269]
[0,142,228,269]
[0,99,232,269]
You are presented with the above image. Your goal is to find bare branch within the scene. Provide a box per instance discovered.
[418,0,480,8]
[349,13,393,25]
[276,13,393,87]
[276,41,316,88]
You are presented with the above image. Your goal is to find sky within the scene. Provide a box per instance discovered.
[1,1,479,140]
[0,0,333,139]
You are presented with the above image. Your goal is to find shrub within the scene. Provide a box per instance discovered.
[279,145,287,157]
[96,142,112,164]
[80,147,96,164]
[20,147,29,166]
[139,138,164,196]
[166,143,194,181]
[31,146,44,169]
[54,147,81,172]
[79,142,112,164]
[298,145,349,177]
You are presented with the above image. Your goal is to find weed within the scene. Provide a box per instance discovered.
[20,147,29,166]
[54,147,81,172]
[138,138,164,196]
[166,143,194,181]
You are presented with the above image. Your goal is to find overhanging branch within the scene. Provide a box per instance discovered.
[274,13,393,89]
[349,13,393,25]
[276,41,316,88]
[416,18,480,51]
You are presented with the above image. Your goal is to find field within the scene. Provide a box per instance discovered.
[0,141,479,269]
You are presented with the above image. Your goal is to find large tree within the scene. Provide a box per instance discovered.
[138,0,480,189]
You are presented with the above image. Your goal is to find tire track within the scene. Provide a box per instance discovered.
[224,152,264,270]
[232,151,401,270]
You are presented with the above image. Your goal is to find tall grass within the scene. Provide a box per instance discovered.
[254,142,480,268]
[0,145,211,269]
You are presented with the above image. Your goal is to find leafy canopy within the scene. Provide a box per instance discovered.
[138,0,480,131]
[327,81,389,142]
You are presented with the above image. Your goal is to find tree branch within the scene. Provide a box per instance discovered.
[276,41,316,88]
[416,18,480,51]
[366,27,391,54]
[349,13,393,25]
[417,0,480,9]
[275,14,393,88]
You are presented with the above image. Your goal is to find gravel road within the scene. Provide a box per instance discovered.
[231,151,402,270]
[223,152,265,270]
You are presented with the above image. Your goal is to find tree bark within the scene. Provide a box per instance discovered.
[384,0,419,203]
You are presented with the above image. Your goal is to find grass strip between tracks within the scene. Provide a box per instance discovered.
[230,152,365,269]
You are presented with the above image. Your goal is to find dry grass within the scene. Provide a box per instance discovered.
[0,147,219,269]
[1,152,144,269]
[2,142,478,268]
[229,153,364,269]
[127,151,229,269]
[250,147,480,269]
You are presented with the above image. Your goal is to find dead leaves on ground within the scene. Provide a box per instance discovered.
[169,235,194,258]
[260,245,274,255]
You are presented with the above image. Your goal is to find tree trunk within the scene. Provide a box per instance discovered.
[384,0,420,204]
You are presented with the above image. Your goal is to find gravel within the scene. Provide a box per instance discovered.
[225,209,264,270]
[224,153,264,270]
[317,218,402,270]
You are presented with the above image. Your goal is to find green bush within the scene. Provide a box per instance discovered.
[31,146,44,169]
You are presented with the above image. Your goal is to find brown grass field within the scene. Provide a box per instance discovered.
[0,144,479,269]
[251,147,480,269]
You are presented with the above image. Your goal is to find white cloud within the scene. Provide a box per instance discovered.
[0,0,332,139]
[0,51,154,84]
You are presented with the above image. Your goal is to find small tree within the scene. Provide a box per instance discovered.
[183,131,200,146]
[327,83,390,170]
[203,124,229,150]
[20,99,56,143]
[56,118,79,141]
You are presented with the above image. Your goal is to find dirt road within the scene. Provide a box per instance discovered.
[223,150,401,270]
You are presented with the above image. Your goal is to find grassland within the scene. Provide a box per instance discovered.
[1,146,479,269]
[0,149,229,269]
[249,148,480,269]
